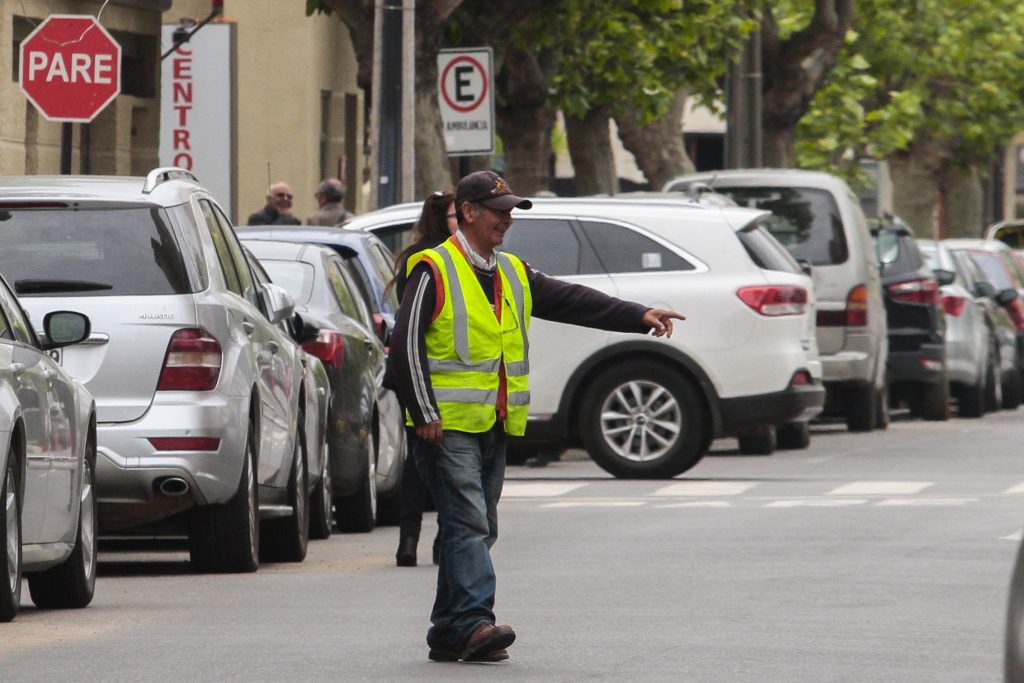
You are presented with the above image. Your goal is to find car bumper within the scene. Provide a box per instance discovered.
[718,381,826,435]
[95,393,248,519]
[886,343,946,385]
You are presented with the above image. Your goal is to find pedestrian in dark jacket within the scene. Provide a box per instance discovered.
[387,171,684,663]
[387,190,458,568]
[247,181,301,225]
[307,178,355,226]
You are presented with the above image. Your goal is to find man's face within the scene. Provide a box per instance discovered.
[463,202,513,252]
[268,184,294,214]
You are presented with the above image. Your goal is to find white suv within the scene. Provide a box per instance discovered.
[346,197,824,478]
[0,169,319,571]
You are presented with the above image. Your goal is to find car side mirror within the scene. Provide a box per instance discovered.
[996,288,1019,306]
[40,310,90,350]
[974,281,996,298]
[258,283,295,324]
[932,268,955,286]
[292,313,320,345]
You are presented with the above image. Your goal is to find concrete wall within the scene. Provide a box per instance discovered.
[166,1,364,222]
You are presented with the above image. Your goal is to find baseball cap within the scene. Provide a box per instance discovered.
[455,170,533,212]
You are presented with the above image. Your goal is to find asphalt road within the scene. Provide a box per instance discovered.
[2,410,1023,682]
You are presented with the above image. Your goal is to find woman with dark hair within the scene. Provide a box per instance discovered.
[391,190,457,566]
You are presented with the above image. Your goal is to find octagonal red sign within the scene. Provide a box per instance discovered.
[19,15,122,123]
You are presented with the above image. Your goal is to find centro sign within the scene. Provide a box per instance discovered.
[19,15,122,123]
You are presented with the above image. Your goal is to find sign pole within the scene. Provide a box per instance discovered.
[60,123,73,175]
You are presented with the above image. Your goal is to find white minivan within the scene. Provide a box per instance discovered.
[666,170,889,431]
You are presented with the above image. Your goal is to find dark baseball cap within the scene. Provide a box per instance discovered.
[455,170,533,212]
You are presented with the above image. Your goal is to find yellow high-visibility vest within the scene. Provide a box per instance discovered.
[407,239,532,435]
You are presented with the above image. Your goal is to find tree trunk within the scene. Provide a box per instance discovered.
[413,7,453,196]
[614,90,694,191]
[887,147,942,239]
[565,107,618,196]
[763,125,797,168]
[941,166,984,239]
[495,46,559,195]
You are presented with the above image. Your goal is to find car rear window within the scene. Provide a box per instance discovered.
[737,224,802,273]
[968,251,1015,289]
[715,186,848,266]
[0,207,191,296]
[258,260,315,305]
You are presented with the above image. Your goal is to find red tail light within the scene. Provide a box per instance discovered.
[790,370,812,386]
[1008,300,1024,332]
[888,278,939,305]
[736,286,808,316]
[148,437,220,451]
[157,328,222,391]
[302,330,346,369]
[941,294,966,317]
[845,284,868,326]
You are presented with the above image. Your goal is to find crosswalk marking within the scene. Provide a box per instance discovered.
[875,497,976,507]
[1006,482,1024,494]
[765,499,868,508]
[657,501,734,508]
[1002,531,1023,541]
[650,481,758,497]
[827,481,932,496]
[502,482,586,498]
[541,501,645,508]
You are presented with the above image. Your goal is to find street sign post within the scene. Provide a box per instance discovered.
[19,15,122,124]
[438,48,495,157]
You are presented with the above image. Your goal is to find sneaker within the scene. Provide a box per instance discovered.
[461,623,516,661]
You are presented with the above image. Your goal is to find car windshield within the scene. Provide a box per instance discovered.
[0,207,191,296]
[257,260,315,305]
[715,186,848,266]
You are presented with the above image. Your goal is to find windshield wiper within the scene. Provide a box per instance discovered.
[15,279,114,294]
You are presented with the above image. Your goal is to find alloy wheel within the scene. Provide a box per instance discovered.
[599,380,682,463]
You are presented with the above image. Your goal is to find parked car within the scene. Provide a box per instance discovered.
[242,239,402,532]
[664,170,888,432]
[916,239,998,417]
[0,168,315,573]
[0,286,96,622]
[346,196,825,476]
[242,248,333,542]
[944,238,1024,408]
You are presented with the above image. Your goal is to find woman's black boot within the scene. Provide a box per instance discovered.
[396,535,418,567]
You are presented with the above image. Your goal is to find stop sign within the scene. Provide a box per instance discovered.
[19,15,121,123]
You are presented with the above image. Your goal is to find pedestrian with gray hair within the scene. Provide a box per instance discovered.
[307,178,355,226]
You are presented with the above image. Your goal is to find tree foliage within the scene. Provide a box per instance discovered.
[796,0,1024,182]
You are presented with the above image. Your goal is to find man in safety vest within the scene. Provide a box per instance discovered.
[388,170,684,663]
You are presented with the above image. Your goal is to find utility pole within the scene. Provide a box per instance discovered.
[725,25,763,169]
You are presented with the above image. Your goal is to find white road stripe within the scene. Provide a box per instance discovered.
[541,501,646,508]
[1005,482,1024,494]
[651,481,758,497]
[501,482,586,498]
[657,501,734,508]
[765,499,868,508]
[874,498,976,507]
[827,481,932,496]
[1001,531,1023,541]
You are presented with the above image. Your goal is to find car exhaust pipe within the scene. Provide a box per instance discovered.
[158,477,190,497]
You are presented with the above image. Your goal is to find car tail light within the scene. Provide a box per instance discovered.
[1007,300,1024,332]
[148,437,220,451]
[790,370,812,386]
[846,284,868,326]
[736,286,808,316]
[303,330,346,369]
[941,294,966,317]
[157,328,222,391]
[888,278,939,305]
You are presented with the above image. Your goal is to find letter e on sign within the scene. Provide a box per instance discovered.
[438,48,495,156]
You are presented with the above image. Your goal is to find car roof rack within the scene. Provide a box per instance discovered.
[142,167,200,194]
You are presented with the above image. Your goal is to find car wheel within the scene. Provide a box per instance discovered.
[874,380,890,430]
[985,352,1003,413]
[580,361,708,479]
[845,383,877,432]
[335,435,377,533]
[919,377,951,421]
[28,447,97,609]
[308,441,333,541]
[738,425,776,455]
[188,420,259,573]
[0,459,22,623]
[776,421,811,450]
[957,373,986,419]
[1003,365,1023,410]
[260,420,309,563]
[1006,536,1024,682]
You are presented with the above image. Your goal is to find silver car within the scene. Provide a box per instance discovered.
[0,169,314,573]
[0,276,96,621]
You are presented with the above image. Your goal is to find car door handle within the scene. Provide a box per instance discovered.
[9,363,26,376]
[242,321,255,336]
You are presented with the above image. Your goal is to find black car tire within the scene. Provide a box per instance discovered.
[776,421,811,450]
[1005,536,1024,682]
[335,436,377,533]
[985,352,1003,413]
[28,449,97,609]
[189,420,259,573]
[260,420,309,563]
[874,380,890,430]
[580,361,708,479]
[957,373,986,418]
[918,378,951,421]
[308,443,333,541]
[0,459,22,623]
[1003,367,1023,410]
[738,425,777,455]
[845,383,877,432]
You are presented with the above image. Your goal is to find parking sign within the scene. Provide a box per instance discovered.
[438,48,494,156]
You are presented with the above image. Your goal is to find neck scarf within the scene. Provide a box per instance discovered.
[455,229,497,272]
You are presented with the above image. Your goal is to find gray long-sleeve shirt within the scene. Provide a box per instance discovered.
[386,258,651,428]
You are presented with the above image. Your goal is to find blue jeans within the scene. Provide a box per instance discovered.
[413,425,506,649]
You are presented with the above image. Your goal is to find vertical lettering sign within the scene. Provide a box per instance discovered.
[438,48,494,156]
[159,23,235,219]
